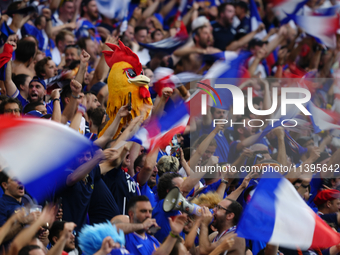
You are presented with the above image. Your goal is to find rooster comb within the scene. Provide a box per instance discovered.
[102,40,142,75]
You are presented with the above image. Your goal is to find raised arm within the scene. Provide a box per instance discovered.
[66,150,104,186]
[51,89,62,123]
[227,24,265,51]
[136,146,159,186]
[4,43,17,97]
[142,0,161,20]
[47,223,76,255]
[88,36,115,90]
[153,215,187,255]
[152,88,174,118]
[61,79,82,124]
[94,105,129,148]
[8,206,56,255]
[74,50,90,85]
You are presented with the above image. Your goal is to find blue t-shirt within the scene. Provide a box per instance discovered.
[88,178,120,224]
[152,199,184,243]
[14,90,54,114]
[125,232,160,255]
[102,167,140,215]
[58,165,101,233]
[236,16,251,33]
[0,194,24,227]
[201,123,230,163]
[133,173,156,208]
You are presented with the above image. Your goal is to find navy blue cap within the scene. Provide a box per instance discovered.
[29,76,47,90]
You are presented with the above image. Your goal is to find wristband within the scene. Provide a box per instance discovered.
[221,179,229,185]
[46,18,52,22]
[77,104,86,116]
[169,232,180,239]
[72,93,81,99]
[53,98,60,103]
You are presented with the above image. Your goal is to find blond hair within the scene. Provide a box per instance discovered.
[191,192,222,209]
[157,156,179,177]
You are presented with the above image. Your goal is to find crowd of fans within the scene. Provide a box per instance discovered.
[1,0,340,255]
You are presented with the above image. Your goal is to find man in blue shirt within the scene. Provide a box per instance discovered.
[125,195,187,255]
[0,172,38,246]
[125,196,161,255]
[133,151,159,208]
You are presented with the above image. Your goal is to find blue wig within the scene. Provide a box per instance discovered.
[78,221,125,255]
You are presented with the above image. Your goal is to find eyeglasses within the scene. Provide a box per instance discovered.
[4,109,21,113]
[214,204,232,214]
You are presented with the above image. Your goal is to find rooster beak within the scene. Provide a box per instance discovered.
[129,75,150,86]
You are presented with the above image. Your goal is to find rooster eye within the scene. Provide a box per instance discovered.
[125,69,137,79]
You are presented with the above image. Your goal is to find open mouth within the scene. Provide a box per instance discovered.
[18,185,24,191]
[30,93,38,99]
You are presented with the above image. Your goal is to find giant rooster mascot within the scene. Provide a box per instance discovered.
[99,41,153,139]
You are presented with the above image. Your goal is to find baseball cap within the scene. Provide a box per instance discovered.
[314,189,340,206]
[29,76,47,90]
[191,16,210,31]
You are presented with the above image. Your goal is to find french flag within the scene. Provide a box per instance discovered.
[288,13,339,48]
[306,101,340,133]
[271,0,307,21]
[0,116,94,202]
[96,0,130,20]
[139,34,187,54]
[129,100,189,150]
[249,0,267,39]
[237,172,340,249]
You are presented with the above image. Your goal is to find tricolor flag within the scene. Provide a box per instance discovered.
[96,0,131,20]
[129,100,189,150]
[249,0,267,39]
[237,172,340,249]
[138,34,188,54]
[0,116,94,202]
[288,13,339,48]
[307,101,340,133]
[270,0,307,22]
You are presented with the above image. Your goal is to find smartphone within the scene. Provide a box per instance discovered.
[148,225,161,235]
[128,92,132,111]
[57,197,62,210]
